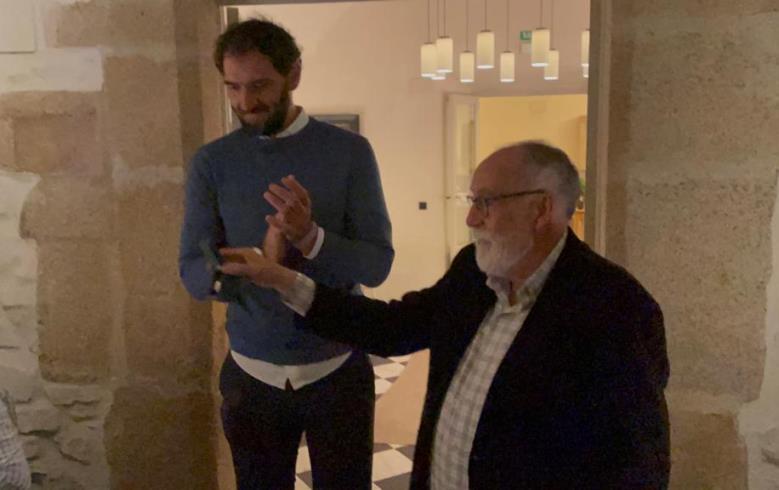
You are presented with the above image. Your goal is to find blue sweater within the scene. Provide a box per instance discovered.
[179,118,394,364]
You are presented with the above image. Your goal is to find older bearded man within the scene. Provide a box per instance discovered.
[220,141,671,490]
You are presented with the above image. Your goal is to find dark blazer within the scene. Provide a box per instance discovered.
[306,231,670,489]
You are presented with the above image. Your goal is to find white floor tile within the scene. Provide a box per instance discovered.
[375,378,393,395]
[371,449,414,482]
[295,446,311,474]
[389,354,411,363]
[372,362,405,379]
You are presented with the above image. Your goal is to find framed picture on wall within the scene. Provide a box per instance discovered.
[313,114,360,134]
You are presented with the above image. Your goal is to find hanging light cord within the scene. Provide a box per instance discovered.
[483,0,487,30]
[539,0,543,27]
[436,0,440,38]
[427,0,431,42]
[550,0,555,47]
[465,0,470,50]
[444,0,447,36]
[585,0,590,27]
[506,0,510,50]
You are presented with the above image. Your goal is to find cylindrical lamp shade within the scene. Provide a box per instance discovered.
[476,30,495,69]
[583,64,589,78]
[421,43,437,78]
[436,37,454,73]
[544,49,559,80]
[460,51,475,83]
[531,28,550,67]
[431,72,446,80]
[500,51,515,83]
[581,30,590,67]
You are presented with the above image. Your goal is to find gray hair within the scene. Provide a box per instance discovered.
[510,141,581,218]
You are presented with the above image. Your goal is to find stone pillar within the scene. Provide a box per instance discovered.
[591,1,779,487]
[0,0,223,488]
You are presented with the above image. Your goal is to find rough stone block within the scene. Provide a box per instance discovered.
[0,168,40,238]
[617,1,779,18]
[625,178,774,401]
[670,409,748,488]
[22,176,114,241]
[63,402,103,422]
[44,383,104,406]
[104,56,183,169]
[3,305,40,347]
[0,238,37,307]
[55,423,99,464]
[107,1,176,47]
[0,92,99,120]
[124,290,210,381]
[612,12,779,175]
[0,363,37,403]
[16,399,61,434]
[0,313,23,348]
[105,386,217,490]
[0,118,13,168]
[45,1,109,48]
[116,183,183,295]
[13,110,102,177]
[38,241,113,383]
[21,435,41,459]
[761,428,779,467]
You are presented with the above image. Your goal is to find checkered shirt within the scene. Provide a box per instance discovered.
[430,233,566,490]
[0,392,31,490]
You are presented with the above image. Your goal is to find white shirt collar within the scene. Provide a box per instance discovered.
[486,229,568,308]
[258,106,309,140]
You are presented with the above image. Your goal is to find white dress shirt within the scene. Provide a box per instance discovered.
[430,232,567,490]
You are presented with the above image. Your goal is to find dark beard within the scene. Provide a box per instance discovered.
[236,87,291,136]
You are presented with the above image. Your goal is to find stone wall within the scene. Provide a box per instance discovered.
[594,1,779,487]
[0,1,223,488]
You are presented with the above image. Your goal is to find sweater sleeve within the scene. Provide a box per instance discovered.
[178,148,242,301]
[307,139,394,288]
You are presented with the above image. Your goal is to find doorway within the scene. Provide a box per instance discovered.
[212,1,598,488]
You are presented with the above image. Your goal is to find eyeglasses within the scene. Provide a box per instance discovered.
[460,189,546,216]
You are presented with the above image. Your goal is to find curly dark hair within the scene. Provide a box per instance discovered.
[214,18,301,76]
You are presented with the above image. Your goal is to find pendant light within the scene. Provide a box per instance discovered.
[581,30,590,68]
[460,0,475,83]
[420,0,437,77]
[580,0,590,78]
[543,0,558,80]
[499,0,514,82]
[544,49,559,80]
[476,0,494,69]
[436,0,454,73]
[531,0,549,67]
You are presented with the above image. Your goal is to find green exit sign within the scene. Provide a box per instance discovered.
[519,30,533,42]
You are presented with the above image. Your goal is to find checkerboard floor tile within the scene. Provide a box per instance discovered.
[291,355,415,488]
[295,441,415,490]
[370,354,410,397]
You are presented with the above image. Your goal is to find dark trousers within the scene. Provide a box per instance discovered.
[219,352,375,490]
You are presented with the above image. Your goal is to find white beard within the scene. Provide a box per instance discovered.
[473,230,532,278]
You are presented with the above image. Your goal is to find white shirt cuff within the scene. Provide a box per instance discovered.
[303,226,325,259]
[281,272,316,316]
